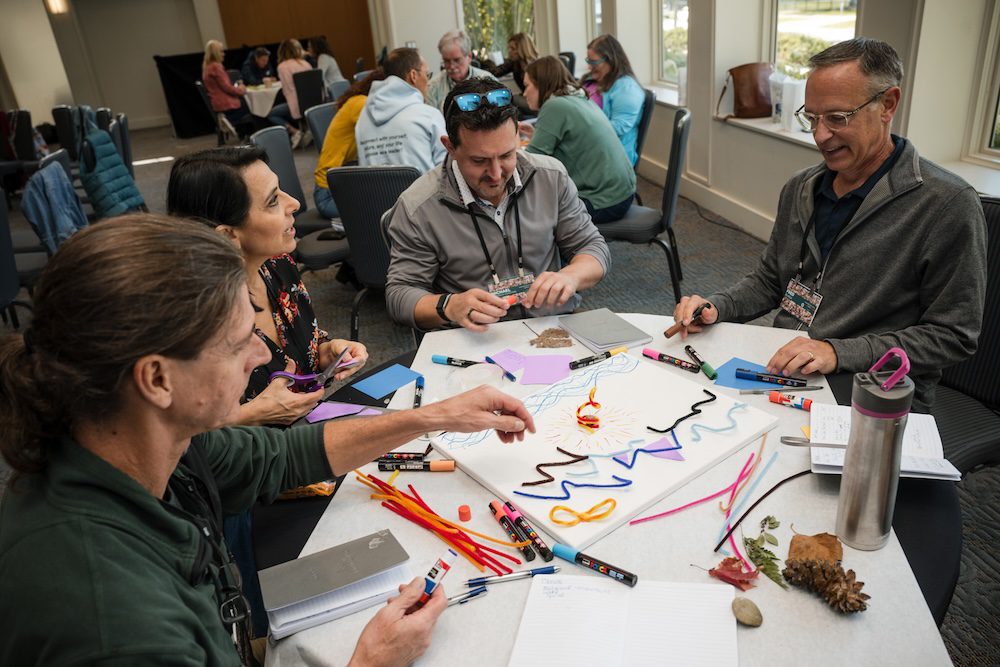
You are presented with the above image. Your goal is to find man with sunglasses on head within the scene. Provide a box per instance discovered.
[356,47,446,173]
[385,78,610,333]
[674,38,986,412]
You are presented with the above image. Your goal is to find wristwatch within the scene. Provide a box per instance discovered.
[436,293,453,324]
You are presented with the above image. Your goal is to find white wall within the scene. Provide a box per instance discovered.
[556,0,589,76]
[376,0,464,70]
[0,0,73,124]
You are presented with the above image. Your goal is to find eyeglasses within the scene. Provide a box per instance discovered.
[585,57,607,67]
[446,88,513,116]
[794,88,891,133]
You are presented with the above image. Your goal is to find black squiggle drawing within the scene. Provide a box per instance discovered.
[521,447,590,486]
[646,389,718,434]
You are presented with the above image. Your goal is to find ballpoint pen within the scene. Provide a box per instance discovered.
[465,565,559,587]
[447,586,488,606]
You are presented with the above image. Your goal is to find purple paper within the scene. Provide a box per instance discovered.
[519,354,573,385]
[488,348,527,372]
[356,408,383,417]
[305,401,366,423]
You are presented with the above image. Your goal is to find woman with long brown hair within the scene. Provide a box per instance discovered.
[583,33,646,165]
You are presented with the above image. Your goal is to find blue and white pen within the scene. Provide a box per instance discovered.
[484,355,517,382]
[465,565,559,587]
[447,585,488,607]
[413,375,424,409]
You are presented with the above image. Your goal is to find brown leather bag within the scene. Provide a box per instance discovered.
[715,62,773,119]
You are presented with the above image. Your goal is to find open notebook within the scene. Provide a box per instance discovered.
[258,529,412,640]
[509,575,737,666]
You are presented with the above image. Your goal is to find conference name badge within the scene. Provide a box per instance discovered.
[489,273,535,301]
[780,277,823,327]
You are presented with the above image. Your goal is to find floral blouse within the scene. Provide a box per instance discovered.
[243,254,328,402]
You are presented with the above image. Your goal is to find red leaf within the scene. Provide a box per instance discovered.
[709,556,759,591]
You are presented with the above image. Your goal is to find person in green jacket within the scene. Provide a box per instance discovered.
[519,55,636,224]
[0,214,534,666]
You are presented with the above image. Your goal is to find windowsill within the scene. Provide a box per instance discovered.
[647,83,680,107]
[719,116,818,151]
[939,160,1000,197]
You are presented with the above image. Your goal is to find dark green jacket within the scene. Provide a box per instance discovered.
[0,424,329,665]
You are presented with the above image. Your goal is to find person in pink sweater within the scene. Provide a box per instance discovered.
[202,40,249,134]
[268,39,313,149]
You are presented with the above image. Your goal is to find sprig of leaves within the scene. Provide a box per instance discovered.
[743,515,787,589]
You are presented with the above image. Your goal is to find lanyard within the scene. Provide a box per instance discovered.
[467,194,525,284]
[795,210,822,286]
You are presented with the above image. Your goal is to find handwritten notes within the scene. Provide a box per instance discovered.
[508,575,737,666]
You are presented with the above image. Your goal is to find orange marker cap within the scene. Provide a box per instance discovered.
[429,460,456,472]
[505,295,519,305]
[458,505,472,521]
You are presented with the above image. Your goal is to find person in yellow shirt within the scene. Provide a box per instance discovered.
[313,68,388,222]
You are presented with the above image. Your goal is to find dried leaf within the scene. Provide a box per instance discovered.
[764,533,779,546]
[788,532,843,563]
[756,534,765,548]
[764,515,780,530]
[709,556,758,591]
[744,537,788,590]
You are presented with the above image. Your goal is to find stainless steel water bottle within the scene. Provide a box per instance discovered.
[835,347,914,550]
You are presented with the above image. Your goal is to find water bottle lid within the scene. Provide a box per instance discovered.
[852,370,914,417]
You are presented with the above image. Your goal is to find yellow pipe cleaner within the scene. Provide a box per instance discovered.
[550,498,617,526]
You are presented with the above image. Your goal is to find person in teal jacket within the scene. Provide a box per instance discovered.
[585,34,646,165]
[0,213,534,666]
[521,56,636,223]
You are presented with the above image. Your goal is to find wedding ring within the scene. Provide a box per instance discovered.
[807,351,814,360]
[467,308,475,320]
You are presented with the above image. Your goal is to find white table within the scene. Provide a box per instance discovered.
[267,315,951,666]
[244,83,282,118]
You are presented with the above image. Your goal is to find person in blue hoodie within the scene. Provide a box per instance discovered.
[355,47,446,173]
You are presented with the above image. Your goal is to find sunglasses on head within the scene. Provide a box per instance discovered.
[447,88,513,115]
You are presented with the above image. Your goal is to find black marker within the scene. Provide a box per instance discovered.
[569,346,628,370]
[431,354,478,368]
[735,368,807,387]
[489,501,535,562]
[552,543,637,587]
[684,345,718,380]
[503,501,555,562]
[413,376,424,408]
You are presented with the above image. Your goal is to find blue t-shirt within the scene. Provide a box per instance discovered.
[601,75,645,165]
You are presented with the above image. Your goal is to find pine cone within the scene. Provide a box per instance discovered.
[782,559,871,613]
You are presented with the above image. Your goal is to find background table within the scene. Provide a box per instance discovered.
[266,314,953,666]
[244,83,283,118]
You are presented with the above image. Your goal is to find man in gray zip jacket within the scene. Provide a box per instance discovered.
[386,78,610,333]
[674,38,986,412]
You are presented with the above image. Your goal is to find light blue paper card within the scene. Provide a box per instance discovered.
[352,364,422,399]
[713,357,776,390]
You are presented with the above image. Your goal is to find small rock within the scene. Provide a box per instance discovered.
[732,597,762,627]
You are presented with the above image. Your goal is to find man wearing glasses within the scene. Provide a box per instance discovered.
[356,47,446,173]
[385,79,610,332]
[673,38,986,412]
[426,30,498,111]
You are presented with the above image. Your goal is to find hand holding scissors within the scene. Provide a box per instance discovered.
[268,348,357,393]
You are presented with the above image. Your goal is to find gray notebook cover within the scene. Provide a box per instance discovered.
[558,308,652,352]
[258,529,409,611]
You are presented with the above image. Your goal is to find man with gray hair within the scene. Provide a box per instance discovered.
[673,37,986,412]
[426,29,498,110]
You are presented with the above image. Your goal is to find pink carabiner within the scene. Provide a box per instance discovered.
[868,347,910,391]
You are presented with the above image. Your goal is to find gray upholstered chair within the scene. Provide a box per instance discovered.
[305,102,337,155]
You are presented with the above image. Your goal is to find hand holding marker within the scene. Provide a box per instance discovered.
[408,548,457,613]
[664,302,712,338]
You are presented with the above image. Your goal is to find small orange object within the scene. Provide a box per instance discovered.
[458,505,472,522]
[505,294,519,305]
[576,386,601,432]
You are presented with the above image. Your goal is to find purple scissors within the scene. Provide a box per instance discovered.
[269,348,358,393]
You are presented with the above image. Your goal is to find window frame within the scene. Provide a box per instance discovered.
[764,0,861,80]
[964,0,1000,168]
[654,0,690,88]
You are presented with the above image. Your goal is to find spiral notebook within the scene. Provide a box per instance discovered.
[259,529,412,639]
[558,308,652,353]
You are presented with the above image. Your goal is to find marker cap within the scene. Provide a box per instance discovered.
[609,346,628,356]
[641,348,660,359]
[429,460,456,472]
[552,543,578,562]
[431,354,448,364]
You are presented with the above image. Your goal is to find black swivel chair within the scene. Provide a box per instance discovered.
[0,187,45,328]
[304,102,337,156]
[594,107,691,304]
[250,126,349,271]
[293,69,327,118]
[931,195,1000,473]
[115,113,135,178]
[632,88,656,205]
[559,51,576,76]
[51,105,80,163]
[227,68,242,84]
[327,165,420,341]
[95,107,113,131]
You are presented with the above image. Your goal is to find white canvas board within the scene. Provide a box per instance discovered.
[434,353,778,549]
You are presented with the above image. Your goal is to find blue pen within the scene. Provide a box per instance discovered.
[447,585,488,607]
[431,354,478,368]
[484,355,517,382]
[465,565,560,587]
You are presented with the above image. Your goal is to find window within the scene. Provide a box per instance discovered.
[967,0,1000,164]
[659,0,689,85]
[773,0,858,78]
[592,0,603,38]
[463,0,534,64]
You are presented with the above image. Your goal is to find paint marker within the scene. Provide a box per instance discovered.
[489,501,535,562]
[740,385,822,395]
[377,460,456,472]
[431,354,478,368]
[484,356,517,382]
[642,348,700,373]
[503,501,554,561]
[447,585,488,607]
[412,376,424,409]
[735,368,807,387]
[466,565,559,587]
[769,390,813,411]
[663,303,712,338]
[552,543,637,587]
[684,345,718,380]
[569,345,628,370]
[410,548,458,612]
[377,451,428,462]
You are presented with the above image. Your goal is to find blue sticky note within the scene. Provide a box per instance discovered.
[352,364,422,400]
[713,357,776,390]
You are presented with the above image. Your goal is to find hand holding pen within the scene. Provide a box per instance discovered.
[671,296,718,339]
[350,577,446,667]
